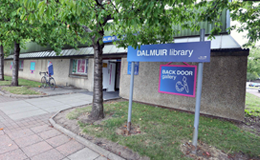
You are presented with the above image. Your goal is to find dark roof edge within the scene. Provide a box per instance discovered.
[4,53,127,60]
[211,48,249,56]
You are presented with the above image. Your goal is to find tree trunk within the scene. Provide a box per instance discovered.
[0,45,4,81]
[11,42,20,86]
[89,42,105,120]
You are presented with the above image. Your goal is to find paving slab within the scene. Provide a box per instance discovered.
[14,134,43,148]
[41,105,72,113]
[56,140,85,156]
[68,101,91,107]
[95,156,108,160]
[0,135,19,154]
[0,102,33,109]
[0,101,29,107]
[30,124,52,134]
[46,134,71,148]
[21,141,53,157]
[30,149,65,160]
[38,128,62,140]
[24,97,55,103]
[68,148,100,160]
[3,106,38,115]
[9,109,48,120]
[0,149,28,160]
[33,102,65,108]
[5,128,35,140]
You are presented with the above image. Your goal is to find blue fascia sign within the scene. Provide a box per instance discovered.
[103,35,119,43]
[127,41,211,62]
[158,64,197,97]
[127,62,139,75]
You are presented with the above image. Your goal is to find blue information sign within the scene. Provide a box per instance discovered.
[103,35,118,43]
[127,62,139,75]
[127,41,210,62]
[158,64,197,97]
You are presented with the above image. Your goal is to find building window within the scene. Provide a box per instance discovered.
[19,60,24,71]
[70,59,88,77]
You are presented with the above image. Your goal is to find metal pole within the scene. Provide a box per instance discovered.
[192,29,205,153]
[127,61,135,134]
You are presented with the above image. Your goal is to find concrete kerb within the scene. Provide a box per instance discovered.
[49,98,124,160]
[0,88,86,99]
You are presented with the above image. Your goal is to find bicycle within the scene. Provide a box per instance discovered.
[39,71,56,90]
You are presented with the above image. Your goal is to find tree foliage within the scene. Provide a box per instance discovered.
[0,0,33,85]
[247,48,260,81]
[198,0,260,47]
[229,1,260,47]
[18,0,228,120]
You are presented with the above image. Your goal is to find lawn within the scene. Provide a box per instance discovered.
[245,92,260,117]
[1,86,41,95]
[67,101,260,160]
[0,76,41,87]
[0,76,42,95]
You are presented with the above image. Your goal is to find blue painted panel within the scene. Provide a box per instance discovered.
[30,62,36,71]
[127,41,210,62]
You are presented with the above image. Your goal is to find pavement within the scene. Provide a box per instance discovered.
[0,91,120,160]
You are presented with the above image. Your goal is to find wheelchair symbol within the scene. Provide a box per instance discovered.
[176,76,189,93]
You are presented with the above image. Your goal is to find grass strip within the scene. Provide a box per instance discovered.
[245,92,260,117]
[68,101,260,160]
[0,76,41,87]
[1,86,41,95]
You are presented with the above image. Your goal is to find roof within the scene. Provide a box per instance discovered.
[5,45,128,59]
[5,35,241,60]
[174,35,241,49]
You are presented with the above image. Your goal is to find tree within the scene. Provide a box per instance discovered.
[247,48,260,81]
[229,1,260,47]
[0,34,13,81]
[197,0,260,47]
[0,45,4,81]
[0,0,81,85]
[0,1,32,86]
[26,0,222,120]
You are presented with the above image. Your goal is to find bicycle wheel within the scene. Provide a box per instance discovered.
[41,76,47,88]
[49,78,56,90]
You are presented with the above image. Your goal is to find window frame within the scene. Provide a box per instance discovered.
[69,59,88,78]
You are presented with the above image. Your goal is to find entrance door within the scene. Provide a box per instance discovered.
[115,62,121,90]
[106,63,116,92]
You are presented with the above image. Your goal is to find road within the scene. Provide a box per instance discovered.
[246,88,260,98]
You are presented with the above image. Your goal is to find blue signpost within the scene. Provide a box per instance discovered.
[126,29,209,153]
[127,62,139,75]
